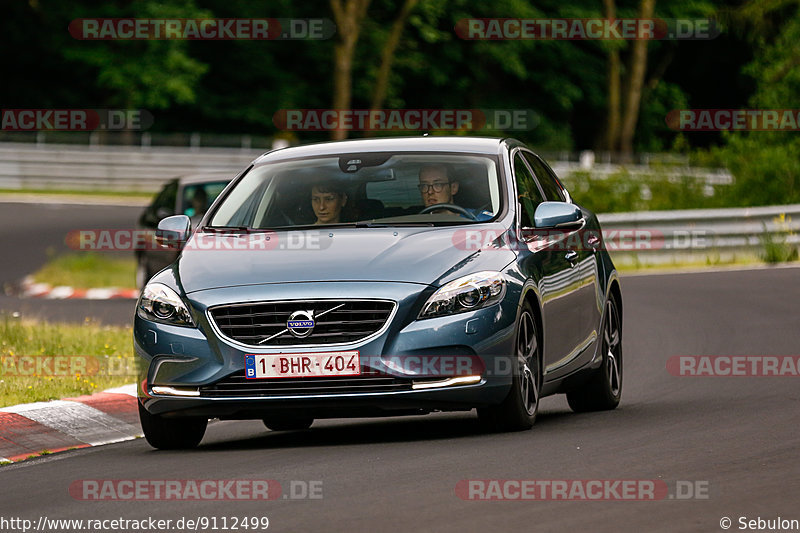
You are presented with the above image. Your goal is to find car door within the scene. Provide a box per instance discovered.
[512,150,586,377]
[523,151,602,376]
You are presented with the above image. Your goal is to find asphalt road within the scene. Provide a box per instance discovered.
[0,200,142,324]
[1,267,798,532]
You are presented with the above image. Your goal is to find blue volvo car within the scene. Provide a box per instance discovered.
[135,137,623,449]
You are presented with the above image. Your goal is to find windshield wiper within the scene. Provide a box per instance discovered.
[208,222,437,232]
[202,225,253,232]
[353,222,435,228]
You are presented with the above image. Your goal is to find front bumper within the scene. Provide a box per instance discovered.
[134,281,519,418]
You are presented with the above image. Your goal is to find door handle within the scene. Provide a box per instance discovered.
[564,250,578,264]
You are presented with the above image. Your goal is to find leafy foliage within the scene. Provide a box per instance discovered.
[2,0,800,207]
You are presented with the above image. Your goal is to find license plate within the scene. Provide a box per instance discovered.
[245,351,361,379]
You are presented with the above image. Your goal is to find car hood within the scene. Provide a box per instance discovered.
[177,225,515,293]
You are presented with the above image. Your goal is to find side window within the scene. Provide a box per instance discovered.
[182,182,229,217]
[513,153,544,228]
[523,152,567,202]
[153,180,178,215]
[143,180,178,226]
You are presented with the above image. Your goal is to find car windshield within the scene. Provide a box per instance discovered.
[208,153,501,229]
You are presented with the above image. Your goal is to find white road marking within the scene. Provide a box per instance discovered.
[85,288,115,299]
[1,400,142,445]
[45,286,74,299]
[103,384,138,396]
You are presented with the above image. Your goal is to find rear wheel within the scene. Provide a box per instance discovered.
[478,302,541,431]
[138,402,207,449]
[263,418,314,431]
[566,295,622,412]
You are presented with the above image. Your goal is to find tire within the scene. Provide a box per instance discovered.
[566,294,622,413]
[263,418,314,431]
[138,401,207,449]
[478,302,542,432]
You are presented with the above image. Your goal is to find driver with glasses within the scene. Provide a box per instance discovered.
[417,163,492,220]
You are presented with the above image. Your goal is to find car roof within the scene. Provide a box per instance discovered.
[254,136,510,165]
[177,172,237,185]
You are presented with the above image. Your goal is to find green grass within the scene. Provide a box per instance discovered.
[561,169,731,214]
[0,314,138,407]
[32,252,136,289]
[0,188,154,199]
[612,253,769,273]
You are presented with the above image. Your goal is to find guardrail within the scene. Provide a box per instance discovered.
[598,204,800,266]
[4,141,791,266]
[0,142,732,193]
[0,143,267,192]
[552,162,733,185]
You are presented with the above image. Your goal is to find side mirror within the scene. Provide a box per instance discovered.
[533,201,584,229]
[156,215,191,249]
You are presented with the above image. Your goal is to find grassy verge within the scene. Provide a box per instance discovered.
[31,252,136,289]
[0,188,154,199]
[614,257,763,273]
[0,314,137,407]
[609,252,800,273]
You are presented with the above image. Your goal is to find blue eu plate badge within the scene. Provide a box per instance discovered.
[245,355,256,378]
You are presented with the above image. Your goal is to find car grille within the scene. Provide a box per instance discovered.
[199,370,421,398]
[209,299,395,346]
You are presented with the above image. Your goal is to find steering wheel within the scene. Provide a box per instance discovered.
[419,203,478,220]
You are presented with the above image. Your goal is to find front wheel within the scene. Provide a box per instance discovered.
[478,302,541,431]
[566,295,622,412]
[138,402,207,449]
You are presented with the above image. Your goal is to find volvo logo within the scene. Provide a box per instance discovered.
[258,303,345,345]
[287,310,315,338]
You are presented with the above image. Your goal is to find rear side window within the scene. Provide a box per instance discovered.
[181,181,230,217]
[513,153,544,228]
[523,152,567,202]
[153,180,178,214]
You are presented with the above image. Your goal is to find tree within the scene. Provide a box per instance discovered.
[717,0,800,205]
[364,0,420,137]
[330,0,371,140]
[603,0,623,154]
[60,0,210,110]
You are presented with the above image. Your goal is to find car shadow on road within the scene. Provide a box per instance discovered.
[194,408,583,452]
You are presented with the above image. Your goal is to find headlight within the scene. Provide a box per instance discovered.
[419,271,506,319]
[137,282,194,326]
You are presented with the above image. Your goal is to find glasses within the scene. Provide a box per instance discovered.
[418,182,450,193]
